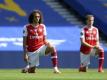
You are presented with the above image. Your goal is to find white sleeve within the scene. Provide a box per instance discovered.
[44,25,47,36]
[96,28,99,40]
[41,24,47,36]
[80,28,84,39]
[23,25,27,36]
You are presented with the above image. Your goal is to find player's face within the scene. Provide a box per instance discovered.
[33,13,41,24]
[87,17,94,27]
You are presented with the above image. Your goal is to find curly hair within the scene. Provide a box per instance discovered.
[28,10,43,24]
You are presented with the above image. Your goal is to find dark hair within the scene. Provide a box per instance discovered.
[86,14,94,19]
[28,10,43,24]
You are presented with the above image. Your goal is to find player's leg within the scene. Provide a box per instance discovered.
[22,60,36,73]
[21,53,30,73]
[26,52,38,73]
[79,52,90,72]
[96,47,104,72]
[45,43,61,73]
[24,45,47,73]
[21,64,29,73]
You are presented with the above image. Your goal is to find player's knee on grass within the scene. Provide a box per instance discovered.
[28,66,36,73]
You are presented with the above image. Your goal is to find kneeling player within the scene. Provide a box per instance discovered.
[22,10,61,73]
[79,15,104,72]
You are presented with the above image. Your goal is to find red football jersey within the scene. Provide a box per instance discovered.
[23,24,47,52]
[80,26,99,54]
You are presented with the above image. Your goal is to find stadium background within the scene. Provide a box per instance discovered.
[0,0,107,69]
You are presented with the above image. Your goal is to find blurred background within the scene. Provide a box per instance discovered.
[0,0,107,68]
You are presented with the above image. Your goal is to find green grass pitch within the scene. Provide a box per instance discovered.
[0,69,106,80]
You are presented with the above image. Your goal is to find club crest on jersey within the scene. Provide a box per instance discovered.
[93,31,96,34]
[39,28,43,32]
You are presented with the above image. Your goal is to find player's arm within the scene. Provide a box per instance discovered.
[94,28,100,49]
[23,36,27,54]
[80,29,94,48]
[42,24,49,45]
[43,35,49,44]
[81,38,94,48]
[23,26,28,62]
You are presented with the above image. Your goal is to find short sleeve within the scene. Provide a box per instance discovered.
[41,24,47,36]
[23,25,27,36]
[96,28,99,40]
[80,28,84,39]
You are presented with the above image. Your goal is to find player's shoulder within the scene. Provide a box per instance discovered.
[84,26,88,29]
[24,24,32,30]
[81,26,87,31]
[23,24,29,28]
[40,24,46,28]
[92,26,98,30]
[40,23,45,26]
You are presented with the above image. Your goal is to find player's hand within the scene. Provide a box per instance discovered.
[94,44,100,49]
[24,53,28,62]
[44,40,50,45]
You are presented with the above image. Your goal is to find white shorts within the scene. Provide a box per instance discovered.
[80,48,98,67]
[27,45,47,67]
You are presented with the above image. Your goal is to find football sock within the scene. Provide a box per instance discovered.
[51,48,58,67]
[98,51,104,69]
